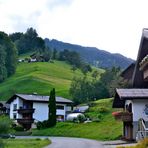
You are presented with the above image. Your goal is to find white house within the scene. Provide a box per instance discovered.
[113,89,148,140]
[113,29,148,141]
[6,94,73,129]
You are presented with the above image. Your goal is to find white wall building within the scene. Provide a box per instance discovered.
[113,89,148,140]
[7,94,73,129]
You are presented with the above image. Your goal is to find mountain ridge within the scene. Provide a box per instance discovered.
[45,38,134,69]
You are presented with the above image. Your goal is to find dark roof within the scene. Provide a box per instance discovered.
[132,29,148,88]
[116,89,148,98]
[113,89,148,108]
[120,63,135,80]
[7,94,73,104]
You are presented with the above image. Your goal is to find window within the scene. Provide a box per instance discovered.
[13,113,17,119]
[56,105,64,110]
[13,104,17,111]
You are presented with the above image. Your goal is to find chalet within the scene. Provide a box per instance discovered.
[113,28,148,141]
[6,94,73,129]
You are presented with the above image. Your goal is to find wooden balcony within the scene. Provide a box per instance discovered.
[112,111,133,122]
[17,108,35,114]
[17,118,34,124]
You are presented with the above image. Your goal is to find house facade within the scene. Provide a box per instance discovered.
[113,28,148,141]
[7,94,73,129]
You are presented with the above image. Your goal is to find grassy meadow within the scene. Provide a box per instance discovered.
[32,98,122,140]
[0,61,103,101]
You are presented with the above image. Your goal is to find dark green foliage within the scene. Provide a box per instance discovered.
[52,48,58,60]
[45,38,134,69]
[0,32,17,81]
[11,27,45,54]
[80,63,92,75]
[91,70,99,79]
[0,45,7,82]
[77,114,86,123]
[0,139,4,148]
[36,120,50,129]
[70,67,127,104]
[59,49,92,75]
[13,124,24,131]
[9,32,23,42]
[59,49,81,68]
[69,77,93,104]
[0,115,12,134]
[48,88,56,127]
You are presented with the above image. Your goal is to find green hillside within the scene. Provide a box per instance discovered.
[0,61,103,101]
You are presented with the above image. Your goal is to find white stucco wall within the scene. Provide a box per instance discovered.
[33,102,67,121]
[132,99,148,121]
[125,99,148,122]
[10,97,23,119]
[33,102,49,121]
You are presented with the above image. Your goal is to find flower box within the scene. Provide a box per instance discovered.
[112,111,132,122]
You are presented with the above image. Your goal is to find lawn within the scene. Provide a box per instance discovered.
[1,138,51,148]
[32,98,122,140]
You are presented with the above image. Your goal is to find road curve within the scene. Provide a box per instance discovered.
[44,137,104,148]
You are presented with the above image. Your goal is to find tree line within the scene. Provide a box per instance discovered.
[9,27,92,75]
[0,32,17,82]
[69,67,129,104]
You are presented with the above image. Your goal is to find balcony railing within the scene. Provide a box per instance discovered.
[17,108,35,114]
[17,118,34,124]
[112,111,133,122]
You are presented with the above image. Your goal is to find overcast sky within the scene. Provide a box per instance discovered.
[1,0,148,59]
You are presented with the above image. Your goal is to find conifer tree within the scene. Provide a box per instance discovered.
[48,88,56,127]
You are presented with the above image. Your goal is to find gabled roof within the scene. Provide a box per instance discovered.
[7,94,73,104]
[113,89,148,108]
[121,63,135,81]
[132,29,148,88]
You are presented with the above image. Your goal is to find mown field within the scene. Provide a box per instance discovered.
[0,61,103,101]
[32,98,122,140]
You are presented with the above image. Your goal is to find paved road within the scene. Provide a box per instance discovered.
[16,136,104,148]
[44,137,105,148]
[16,136,137,148]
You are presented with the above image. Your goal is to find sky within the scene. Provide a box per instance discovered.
[1,0,148,60]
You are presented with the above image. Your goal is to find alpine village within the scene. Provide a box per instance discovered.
[0,28,148,148]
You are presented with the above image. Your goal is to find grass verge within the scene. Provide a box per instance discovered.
[32,98,122,141]
[2,138,51,148]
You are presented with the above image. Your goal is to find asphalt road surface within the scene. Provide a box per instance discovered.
[45,137,105,148]
[16,136,136,148]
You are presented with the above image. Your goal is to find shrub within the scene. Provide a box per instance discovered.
[36,120,50,129]
[13,125,24,131]
[0,115,11,134]
[36,121,43,130]
[98,107,109,113]
[77,114,86,123]
[98,113,102,120]
[0,139,4,148]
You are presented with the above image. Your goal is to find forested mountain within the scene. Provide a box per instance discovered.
[45,38,134,69]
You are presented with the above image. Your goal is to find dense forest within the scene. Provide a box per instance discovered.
[0,32,17,82]
[45,39,134,69]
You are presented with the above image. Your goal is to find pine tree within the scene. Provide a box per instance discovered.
[0,45,7,82]
[48,88,56,127]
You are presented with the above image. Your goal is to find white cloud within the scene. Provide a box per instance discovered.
[1,0,148,59]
